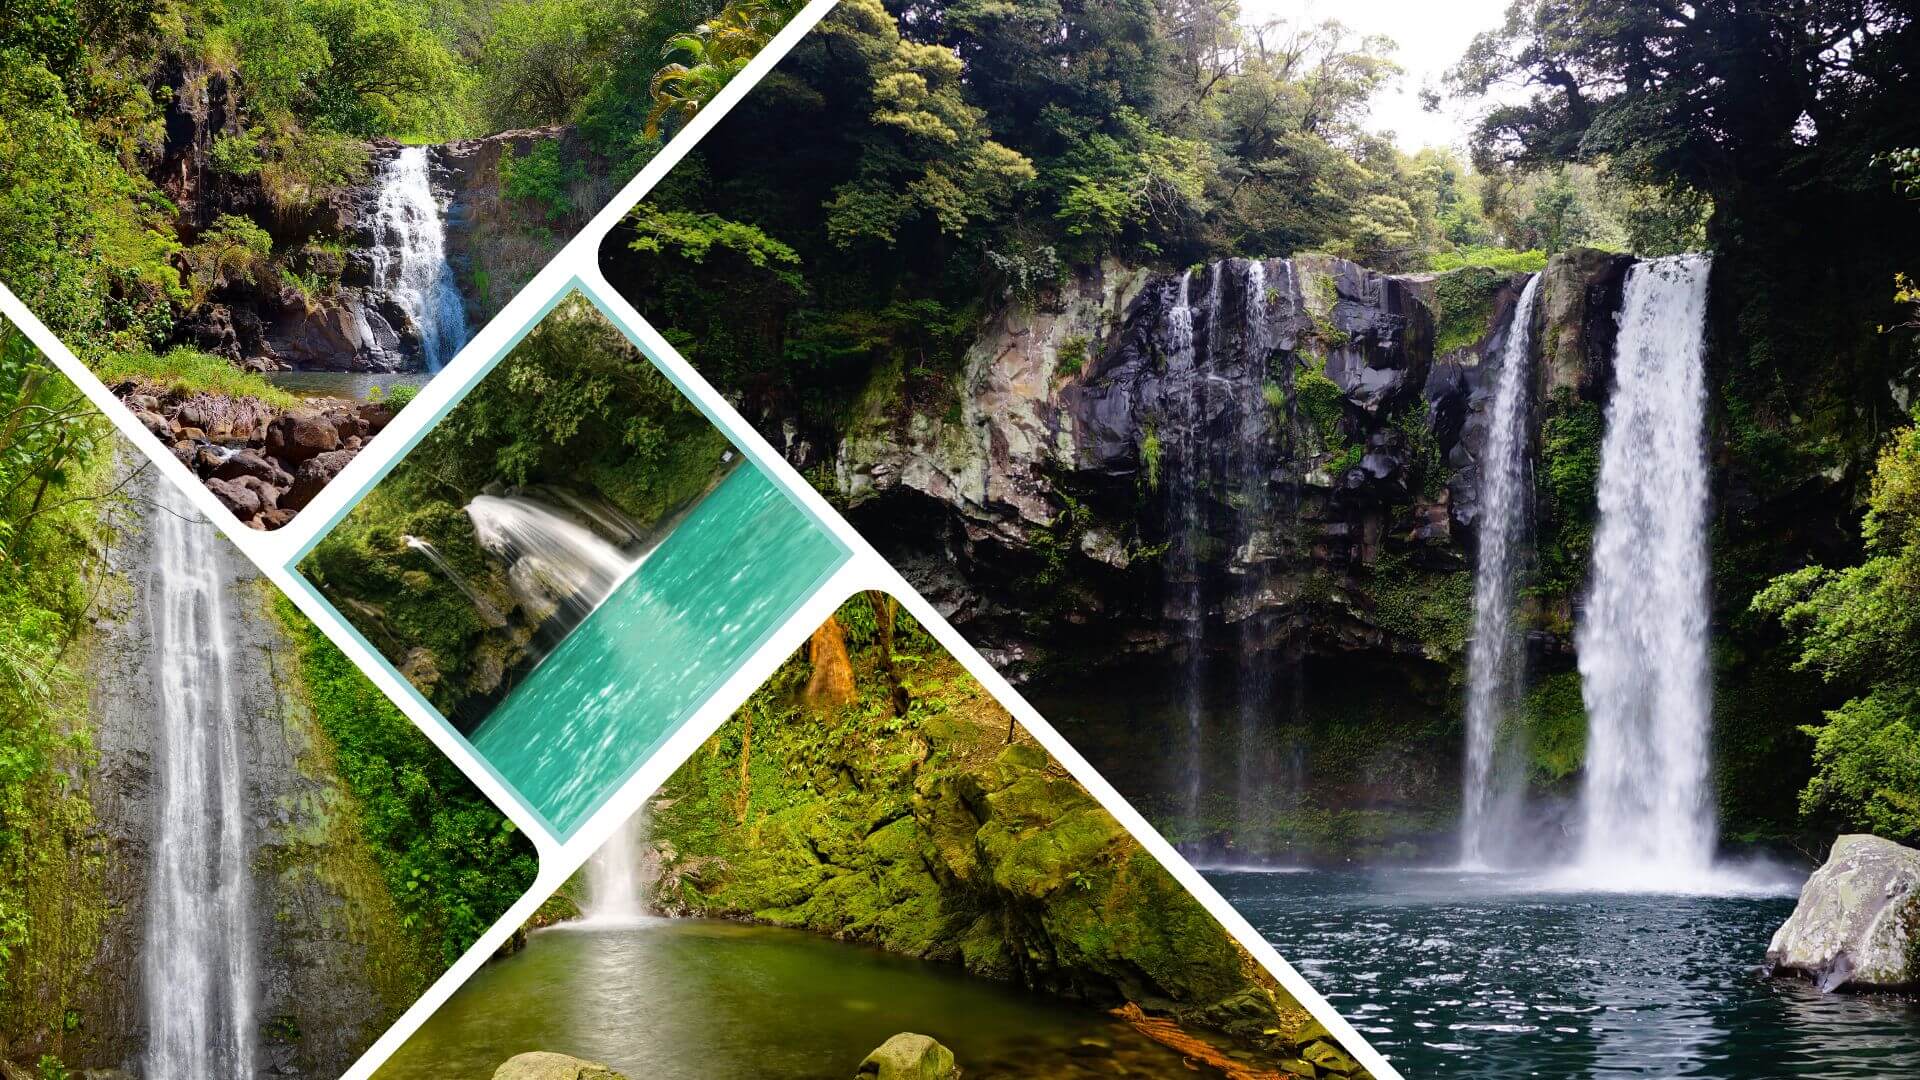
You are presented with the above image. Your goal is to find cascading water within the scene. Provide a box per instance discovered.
[1161,267,1208,828]
[1459,274,1542,869]
[143,478,255,1079]
[579,812,650,926]
[404,534,505,625]
[367,147,467,372]
[466,494,640,627]
[1571,254,1717,884]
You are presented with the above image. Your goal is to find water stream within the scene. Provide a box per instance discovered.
[403,534,505,625]
[580,813,649,926]
[1459,274,1542,868]
[465,494,639,632]
[366,147,467,372]
[471,467,845,836]
[1572,254,1717,885]
[142,478,255,1079]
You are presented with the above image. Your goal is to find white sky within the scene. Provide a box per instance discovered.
[1238,0,1519,152]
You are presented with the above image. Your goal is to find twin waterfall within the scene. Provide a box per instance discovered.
[1459,274,1542,868]
[1572,255,1717,879]
[144,480,255,1079]
[1458,254,1718,881]
[367,147,467,372]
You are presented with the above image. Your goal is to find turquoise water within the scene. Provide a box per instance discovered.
[472,466,844,836]
[374,919,1210,1079]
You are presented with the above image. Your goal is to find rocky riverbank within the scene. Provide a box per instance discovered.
[115,380,395,529]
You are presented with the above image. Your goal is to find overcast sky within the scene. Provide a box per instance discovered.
[1238,0,1519,152]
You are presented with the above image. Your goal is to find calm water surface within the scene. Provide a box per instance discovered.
[1207,867,1920,1079]
[376,919,1205,1079]
[473,466,844,835]
[263,369,430,401]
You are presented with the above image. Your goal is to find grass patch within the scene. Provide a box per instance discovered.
[94,347,298,410]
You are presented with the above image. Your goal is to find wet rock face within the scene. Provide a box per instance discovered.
[835,252,1608,677]
[1767,834,1920,991]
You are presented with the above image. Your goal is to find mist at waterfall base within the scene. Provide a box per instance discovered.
[1211,868,1920,1080]
[467,467,843,836]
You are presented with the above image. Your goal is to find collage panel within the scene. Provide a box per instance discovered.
[0,0,811,530]
[375,593,1377,1080]
[293,288,850,838]
[594,0,1920,1077]
[0,319,537,1078]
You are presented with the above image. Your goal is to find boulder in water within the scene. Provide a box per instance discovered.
[856,1033,958,1080]
[492,1051,628,1080]
[1767,834,1920,991]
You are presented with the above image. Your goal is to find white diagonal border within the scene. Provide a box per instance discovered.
[0,0,1407,1074]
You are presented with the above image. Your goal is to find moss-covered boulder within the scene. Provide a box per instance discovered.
[492,1051,627,1080]
[855,1033,958,1080]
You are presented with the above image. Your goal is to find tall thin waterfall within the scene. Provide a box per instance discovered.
[466,494,639,625]
[367,147,467,372]
[1573,254,1716,881]
[1459,274,1542,868]
[1162,268,1207,827]
[144,479,255,1079]
[580,812,649,926]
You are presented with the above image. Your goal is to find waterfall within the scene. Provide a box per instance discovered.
[1459,274,1543,869]
[1160,267,1208,830]
[579,812,650,926]
[466,494,640,626]
[143,479,255,1079]
[368,147,467,372]
[1571,254,1716,883]
[404,534,505,625]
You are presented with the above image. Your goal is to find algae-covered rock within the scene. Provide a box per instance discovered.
[1767,834,1920,991]
[855,1032,958,1079]
[492,1050,628,1080]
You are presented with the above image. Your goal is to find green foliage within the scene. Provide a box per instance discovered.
[0,325,112,1024]
[1431,266,1507,356]
[1139,426,1162,491]
[1516,672,1586,783]
[94,347,300,410]
[1046,106,1209,257]
[1426,246,1548,274]
[499,140,585,223]
[1367,552,1473,663]
[1054,335,1090,378]
[1757,415,1920,842]
[227,0,466,138]
[1534,390,1603,598]
[626,204,800,285]
[269,596,537,963]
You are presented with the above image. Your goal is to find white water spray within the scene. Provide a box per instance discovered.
[368,147,466,372]
[466,494,639,622]
[143,480,255,1079]
[1571,254,1717,884]
[1460,274,1542,868]
[404,535,505,625]
[579,813,650,926]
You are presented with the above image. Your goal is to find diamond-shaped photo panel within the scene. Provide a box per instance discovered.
[0,0,813,530]
[0,318,537,1076]
[374,593,1379,1080]
[292,286,849,838]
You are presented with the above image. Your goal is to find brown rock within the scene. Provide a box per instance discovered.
[266,411,340,463]
[205,476,264,521]
[212,448,294,489]
[281,447,357,511]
